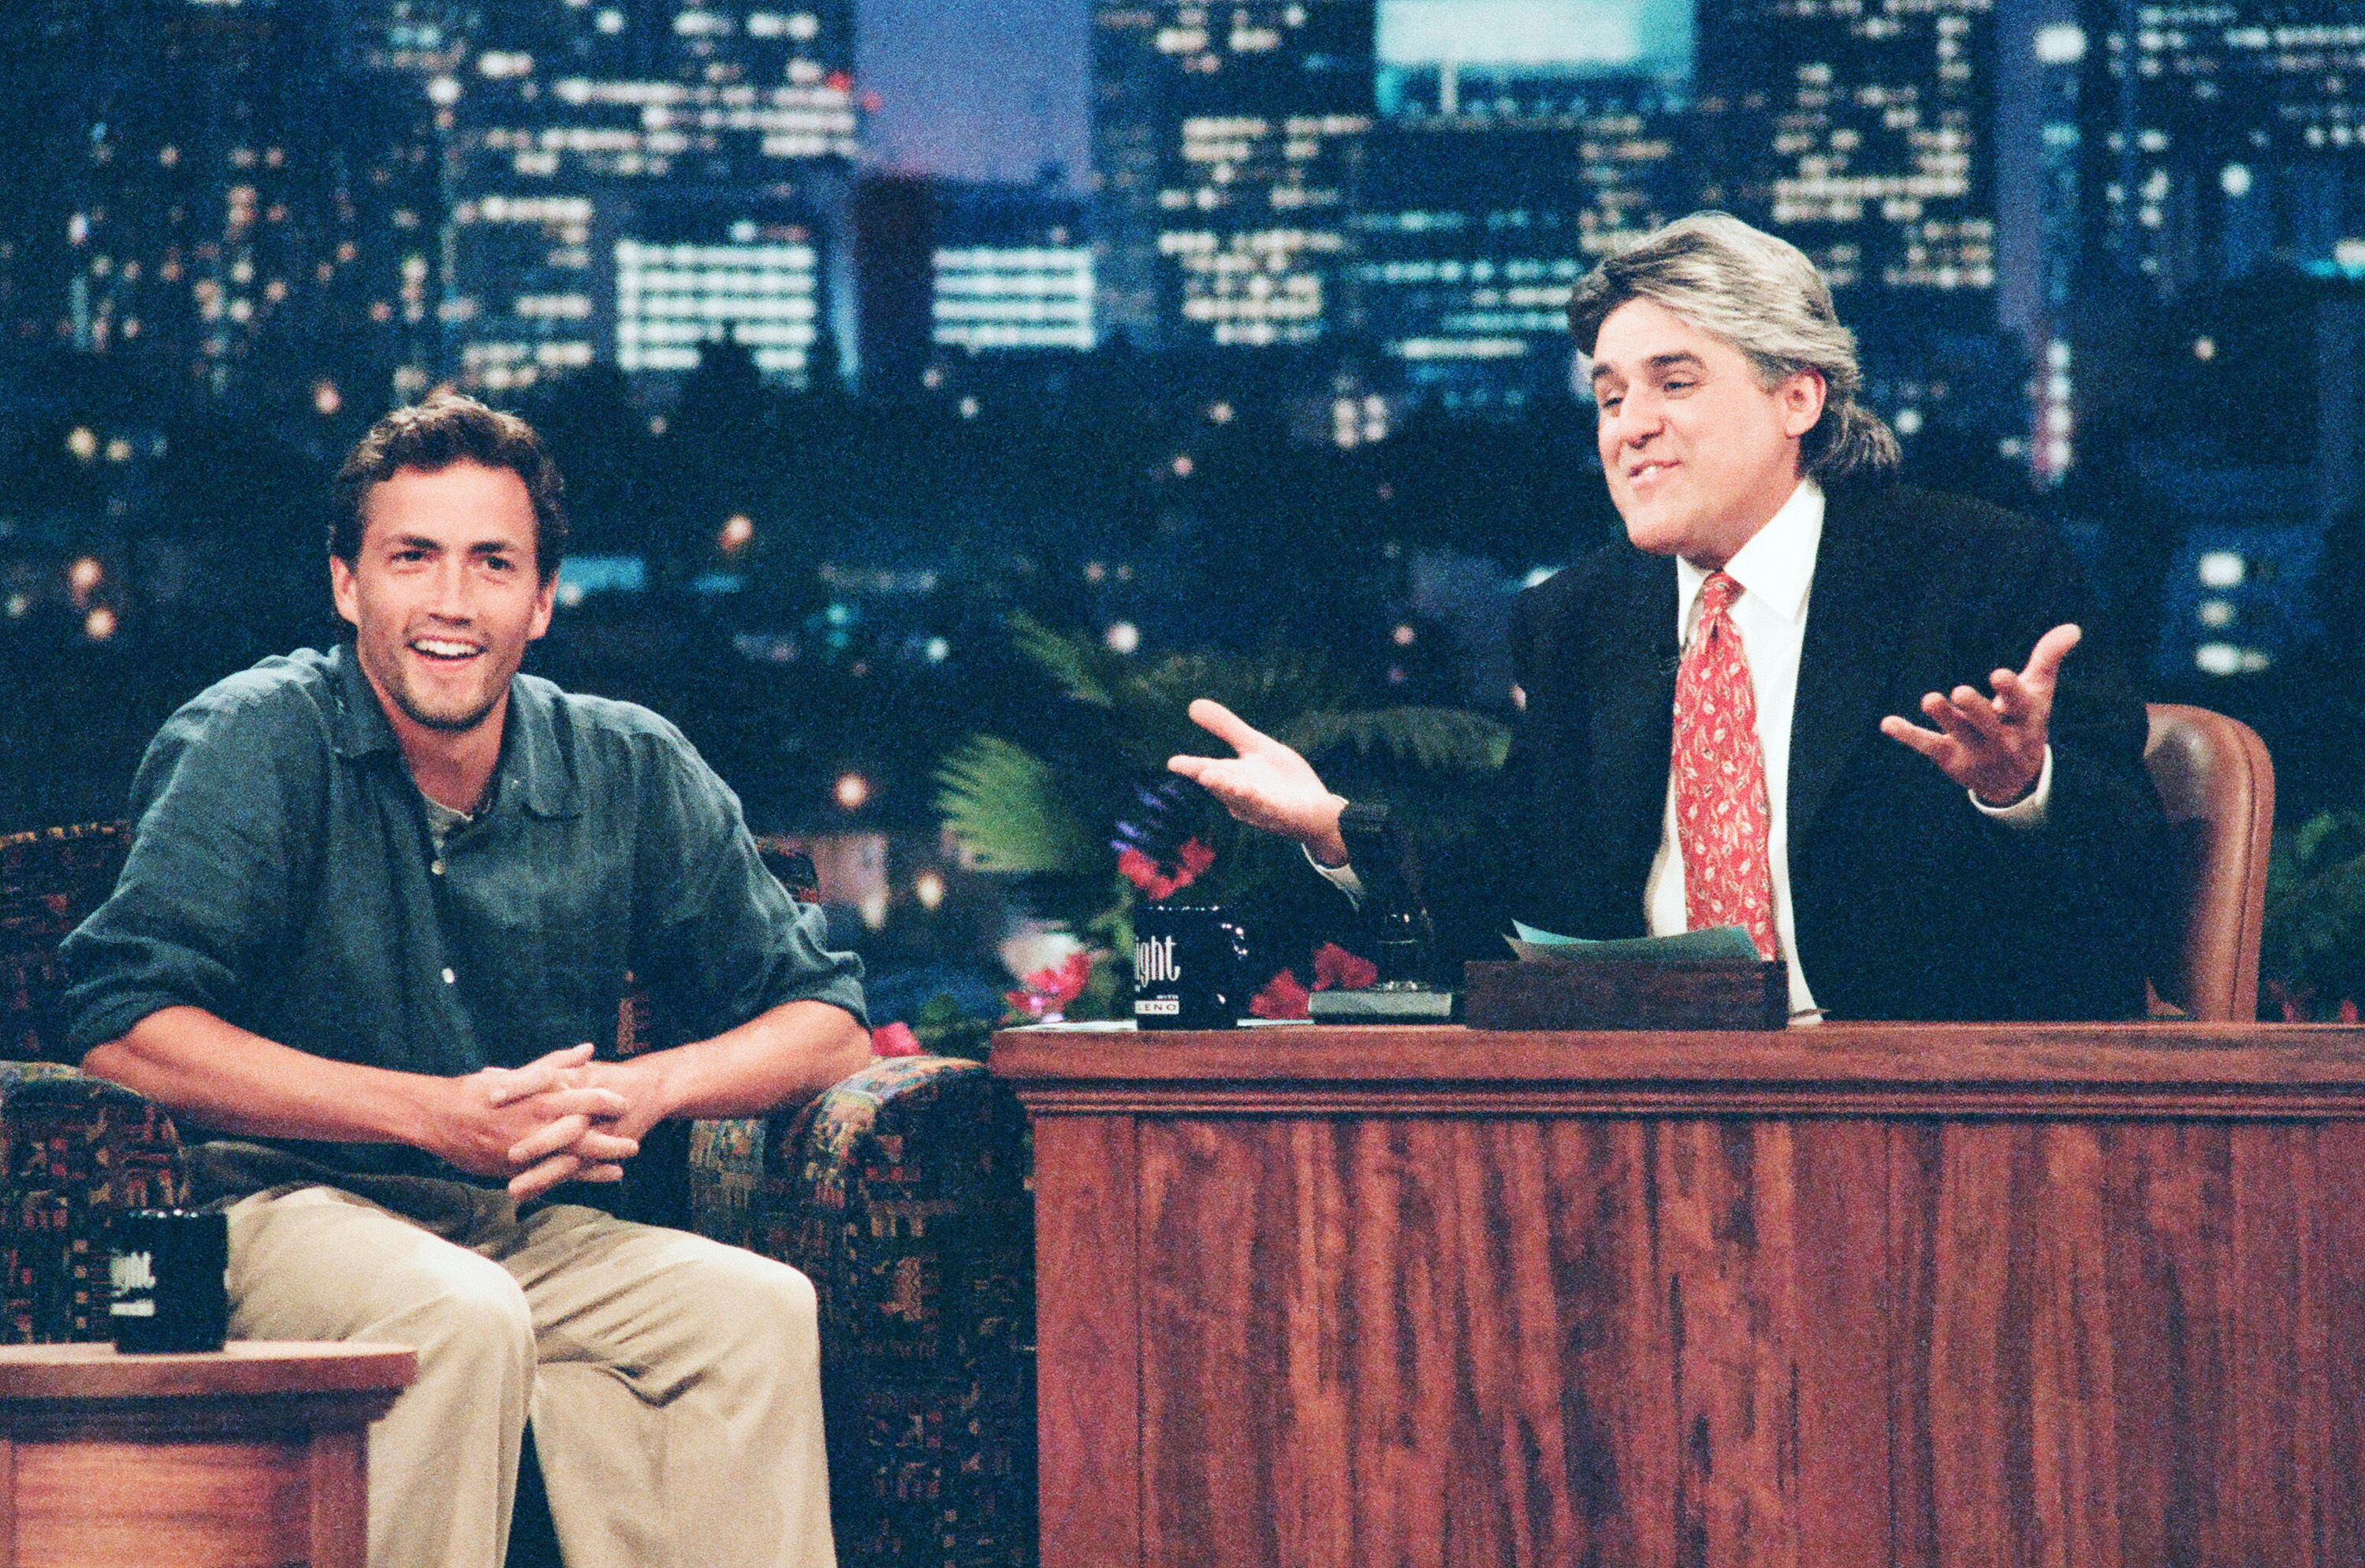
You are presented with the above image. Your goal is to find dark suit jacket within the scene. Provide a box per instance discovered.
[1459,482,2169,1021]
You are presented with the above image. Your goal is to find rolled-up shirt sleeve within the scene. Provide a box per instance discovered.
[60,678,326,1059]
[628,728,866,1040]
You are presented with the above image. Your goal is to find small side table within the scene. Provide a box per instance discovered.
[0,1340,415,1568]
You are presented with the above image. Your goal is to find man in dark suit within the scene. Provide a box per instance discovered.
[1171,213,2167,1021]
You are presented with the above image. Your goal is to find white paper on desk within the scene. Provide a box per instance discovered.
[1507,921,1763,963]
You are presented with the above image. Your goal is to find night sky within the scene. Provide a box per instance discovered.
[857,0,1093,188]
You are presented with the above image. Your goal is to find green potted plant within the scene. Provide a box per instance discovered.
[2262,808,2365,1022]
[934,615,1509,1020]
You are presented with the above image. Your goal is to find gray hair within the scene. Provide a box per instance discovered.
[1566,211,1901,485]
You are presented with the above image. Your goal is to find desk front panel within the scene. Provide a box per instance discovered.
[1012,1025,2365,1568]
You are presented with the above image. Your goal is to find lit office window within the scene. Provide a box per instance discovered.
[933,247,1096,351]
[615,240,818,375]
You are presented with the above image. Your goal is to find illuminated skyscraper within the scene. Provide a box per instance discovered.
[1696,0,1999,319]
[1373,0,1692,114]
[1357,2,1694,408]
[0,0,443,408]
[2025,20,2088,481]
[933,180,1094,354]
[2072,0,2365,293]
[440,1,859,393]
[1682,0,2051,460]
[1089,0,1376,350]
[2016,2,2365,495]
[1354,102,1692,409]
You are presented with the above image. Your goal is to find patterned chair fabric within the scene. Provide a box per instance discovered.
[2,822,136,1064]
[1,1067,188,1343]
[0,823,191,1344]
[691,1060,1037,1568]
[0,820,1039,1568]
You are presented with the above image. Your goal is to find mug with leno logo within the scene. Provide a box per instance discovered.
[1132,904,1250,1030]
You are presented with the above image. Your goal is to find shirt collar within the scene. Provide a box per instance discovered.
[501,673,582,820]
[325,642,580,820]
[1675,477,1826,637]
[326,642,401,761]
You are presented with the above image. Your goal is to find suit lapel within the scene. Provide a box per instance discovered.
[1787,486,1911,840]
[1589,550,1681,868]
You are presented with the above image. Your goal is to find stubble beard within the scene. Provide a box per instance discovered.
[388,681,503,735]
[368,639,508,736]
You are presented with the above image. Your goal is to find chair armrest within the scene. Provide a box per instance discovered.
[687,1055,1035,1568]
[0,1063,190,1343]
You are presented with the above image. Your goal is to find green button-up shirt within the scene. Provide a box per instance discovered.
[61,643,865,1184]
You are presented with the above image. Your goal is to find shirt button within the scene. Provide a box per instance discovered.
[430,859,445,876]
[441,967,456,985]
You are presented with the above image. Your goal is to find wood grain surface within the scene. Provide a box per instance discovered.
[0,1342,414,1402]
[1032,1115,1143,1568]
[1007,1025,2365,1568]
[0,1342,412,1568]
[5,1437,309,1567]
[996,1022,2365,1117]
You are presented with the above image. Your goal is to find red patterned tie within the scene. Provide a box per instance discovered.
[1673,571,1778,960]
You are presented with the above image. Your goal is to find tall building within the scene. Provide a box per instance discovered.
[852,173,936,398]
[1373,0,1692,114]
[933,178,1094,354]
[2029,1,2365,664]
[1089,0,1376,351]
[1357,2,1696,409]
[853,173,1093,399]
[440,1,860,393]
[1696,0,2001,321]
[1355,100,1691,409]
[2026,20,2088,480]
[1686,0,2042,456]
[2068,0,2365,295]
[0,0,443,409]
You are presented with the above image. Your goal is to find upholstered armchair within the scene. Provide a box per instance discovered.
[0,821,1037,1568]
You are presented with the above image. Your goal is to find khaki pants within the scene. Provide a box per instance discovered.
[225,1181,836,1568]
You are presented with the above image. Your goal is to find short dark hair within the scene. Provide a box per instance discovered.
[330,393,569,583]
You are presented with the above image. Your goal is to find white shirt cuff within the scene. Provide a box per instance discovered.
[1304,842,1365,903]
[1970,744,2053,829]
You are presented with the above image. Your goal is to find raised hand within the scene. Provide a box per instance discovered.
[1167,698,1352,866]
[1879,623,2080,806]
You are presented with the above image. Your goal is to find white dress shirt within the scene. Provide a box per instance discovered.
[1645,481,1826,1015]
[1644,478,2051,1017]
[1316,475,2052,1019]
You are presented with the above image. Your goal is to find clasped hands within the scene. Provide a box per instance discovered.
[445,1042,656,1201]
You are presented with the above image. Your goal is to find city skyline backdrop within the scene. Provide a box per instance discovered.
[3,0,2363,851]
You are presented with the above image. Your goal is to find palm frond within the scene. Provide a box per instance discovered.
[1136,650,1358,721]
[1280,707,1510,773]
[933,735,1102,873]
[1009,613,1122,708]
[2263,809,2365,1017]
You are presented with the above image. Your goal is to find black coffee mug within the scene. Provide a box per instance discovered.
[110,1208,229,1354]
[1133,903,1250,1030]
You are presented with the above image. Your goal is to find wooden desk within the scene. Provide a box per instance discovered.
[0,1340,415,1568]
[994,1022,2365,1568]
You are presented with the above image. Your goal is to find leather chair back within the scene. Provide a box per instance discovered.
[2143,704,2274,1020]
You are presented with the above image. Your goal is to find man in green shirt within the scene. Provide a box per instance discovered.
[62,394,867,1568]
